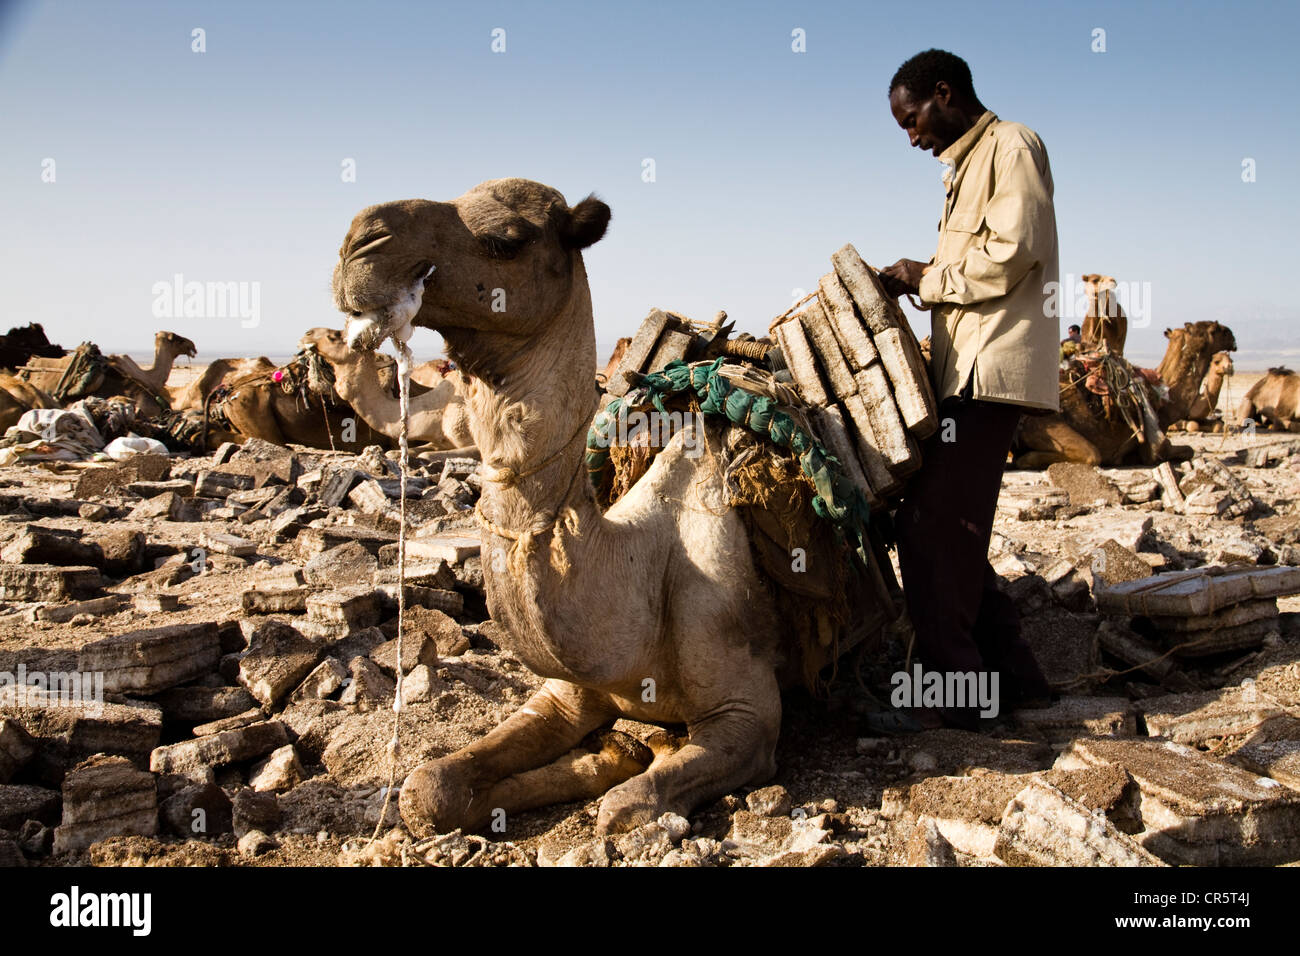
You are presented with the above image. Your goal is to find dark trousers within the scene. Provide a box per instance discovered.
[895,398,1050,728]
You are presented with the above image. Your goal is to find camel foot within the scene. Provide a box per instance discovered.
[399,758,483,838]
[596,774,668,835]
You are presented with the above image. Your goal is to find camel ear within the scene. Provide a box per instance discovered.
[562,195,611,249]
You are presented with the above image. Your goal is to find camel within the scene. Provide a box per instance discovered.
[597,337,631,388]
[1080,274,1126,355]
[1013,321,1236,468]
[1171,351,1234,432]
[1237,367,1300,432]
[170,356,273,412]
[21,331,196,418]
[298,327,473,450]
[0,372,56,433]
[333,178,885,836]
[214,357,394,451]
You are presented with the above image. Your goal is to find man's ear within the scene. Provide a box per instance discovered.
[562,195,611,250]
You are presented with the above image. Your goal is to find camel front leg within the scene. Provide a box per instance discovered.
[399,679,615,836]
[595,687,782,834]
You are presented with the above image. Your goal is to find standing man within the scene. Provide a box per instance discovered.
[876,49,1056,731]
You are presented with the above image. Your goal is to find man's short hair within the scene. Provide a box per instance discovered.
[889,49,976,100]
[1068,324,1081,333]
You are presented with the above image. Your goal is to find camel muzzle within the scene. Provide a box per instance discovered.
[343,267,433,352]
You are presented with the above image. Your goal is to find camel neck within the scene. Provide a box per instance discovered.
[461,274,601,549]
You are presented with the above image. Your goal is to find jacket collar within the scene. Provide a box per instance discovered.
[939,110,998,186]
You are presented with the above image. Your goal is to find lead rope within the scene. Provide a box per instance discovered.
[370,340,413,844]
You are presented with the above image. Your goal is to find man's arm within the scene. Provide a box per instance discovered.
[918,144,1053,307]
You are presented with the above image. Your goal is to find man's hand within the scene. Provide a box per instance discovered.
[880,258,930,298]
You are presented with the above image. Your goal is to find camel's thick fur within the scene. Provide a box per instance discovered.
[1238,367,1300,432]
[333,179,804,834]
[298,327,473,450]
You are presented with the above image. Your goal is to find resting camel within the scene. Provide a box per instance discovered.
[1237,367,1300,432]
[214,359,394,451]
[169,356,272,412]
[21,331,196,417]
[0,372,56,433]
[298,327,473,450]
[1170,351,1234,432]
[334,179,885,835]
[1080,274,1126,355]
[1014,321,1236,468]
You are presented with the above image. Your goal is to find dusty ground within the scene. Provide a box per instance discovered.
[1,415,1298,867]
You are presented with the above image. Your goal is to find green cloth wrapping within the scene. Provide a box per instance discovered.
[586,357,873,565]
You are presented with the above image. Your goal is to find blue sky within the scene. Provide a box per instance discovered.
[2,0,1296,367]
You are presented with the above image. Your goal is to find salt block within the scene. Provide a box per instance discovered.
[1142,687,1287,746]
[296,525,396,560]
[811,405,881,508]
[1094,565,1300,618]
[1230,739,1300,791]
[242,587,310,614]
[373,560,457,591]
[306,589,383,628]
[798,301,857,400]
[816,272,877,370]
[854,364,917,474]
[288,657,348,703]
[830,243,898,334]
[150,720,289,774]
[1012,696,1136,743]
[1047,461,1123,506]
[773,319,829,407]
[153,684,257,724]
[1167,617,1278,659]
[1055,736,1300,865]
[79,622,220,695]
[1148,597,1277,632]
[645,328,694,374]
[194,469,256,498]
[53,754,157,855]
[842,395,901,497]
[404,532,481,565]
[0,686,161,783]
[1,527,100,567]
[0,564,102,603]
[995,779,1165,867]
[607,309,670,397]
[238,619,323,707]
[874,326,937,438]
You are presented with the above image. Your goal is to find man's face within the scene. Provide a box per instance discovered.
[889,82,962,157]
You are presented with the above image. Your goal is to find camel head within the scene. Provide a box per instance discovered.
[1210,351,1235,377]
[1163,321,1237,355]
[299,327,354,366]
[1082,274,1120,318]
[157,331,197,360]
[332,179,611,368]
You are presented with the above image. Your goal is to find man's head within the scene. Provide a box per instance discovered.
[1068,325,1081,336]
[888,49,985,157]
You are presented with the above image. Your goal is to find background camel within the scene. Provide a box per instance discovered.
[298,327,473,450]
[215,358,393,450]
[334,179,890,836]
[1080,274,1127,355]
[1014,321,1236,468]
[170,356,273,412]
[1237,367,1300,431]
[0,372,56,433]
[1171,350,1234,432]
[20,331,195,417]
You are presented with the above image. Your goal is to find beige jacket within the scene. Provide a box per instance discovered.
[917,111,1060,411]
